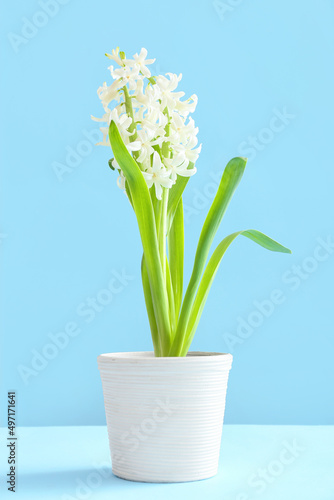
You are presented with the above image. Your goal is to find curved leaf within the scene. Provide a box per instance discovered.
[109,121,171,354]
[169,157,247,355]
[179,230,291,355]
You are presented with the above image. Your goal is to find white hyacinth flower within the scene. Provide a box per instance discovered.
[169,113,198,145]
[93,47,201,198]
[175,94,198,117]
[125,48,156,78]
[155,73,185,113]
[136,128,163,164]
[109,65,141,91]
[173,137,202,169]
[97,80,123,110]
[117,170,126,190]
[142,152,174,200]
[164,157,197,182]
[105,47,124,67]
[109,108,133,138]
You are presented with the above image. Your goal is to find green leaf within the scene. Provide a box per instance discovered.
[169,157,247,356]
[124,180,133,207]
[141,256,161,356]
[167,198,184,320]
[179,230,292,356]
[167,162,194,232]
[165,257,176,333]
[109,120,171,354]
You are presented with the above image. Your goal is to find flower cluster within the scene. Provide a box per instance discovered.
[92,48,201,199]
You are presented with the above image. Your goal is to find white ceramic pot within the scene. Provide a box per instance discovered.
[97,351,233,483]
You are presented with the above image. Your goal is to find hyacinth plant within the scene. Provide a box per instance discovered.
[92,48,291,357]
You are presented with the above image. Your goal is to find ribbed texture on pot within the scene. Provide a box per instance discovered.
[98,351,232,483]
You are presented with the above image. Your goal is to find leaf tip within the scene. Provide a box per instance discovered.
[228,156,248,170]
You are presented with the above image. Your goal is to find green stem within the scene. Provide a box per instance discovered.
[166,257,176,335]
[122,85,140,162]
[162,108,171,159]
[141,255,161,356]
[167,198,184,321]
[160,188,168,280]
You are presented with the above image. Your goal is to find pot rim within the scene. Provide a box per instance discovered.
[97,351,232,364]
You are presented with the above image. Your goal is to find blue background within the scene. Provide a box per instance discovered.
[1,0,333,427]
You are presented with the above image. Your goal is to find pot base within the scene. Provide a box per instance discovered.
[112,470,217,483]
